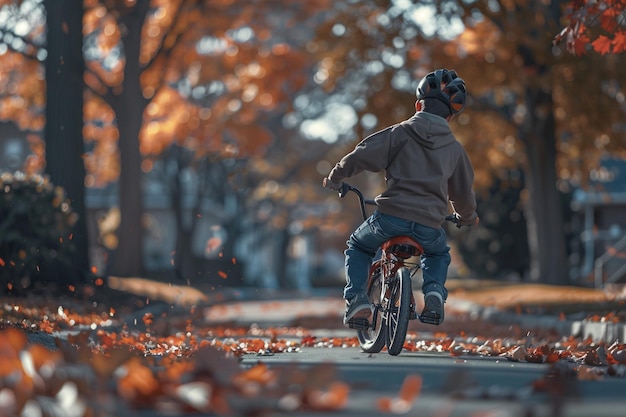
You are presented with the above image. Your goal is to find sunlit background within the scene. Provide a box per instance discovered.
[1,0,626,292]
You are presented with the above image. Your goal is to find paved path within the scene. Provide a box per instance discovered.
[106,276,626,342]
[238,346,626,417]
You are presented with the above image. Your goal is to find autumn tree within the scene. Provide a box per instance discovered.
[0,0,90,287]
[0,0,46,169]
[435,1,625,283]
[82,0,331,280]
[555,0,626,55]
[83,0,151,277]
[3,0,338,287]
[5,0,626,287]
[307,0,626,284]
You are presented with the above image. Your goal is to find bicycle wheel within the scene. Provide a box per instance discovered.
[357,266,386,353]
[385,268,411,356]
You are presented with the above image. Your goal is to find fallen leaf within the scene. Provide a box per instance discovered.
[505,345,527,362]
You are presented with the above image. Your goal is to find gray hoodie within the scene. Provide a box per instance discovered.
[328,111,477,229]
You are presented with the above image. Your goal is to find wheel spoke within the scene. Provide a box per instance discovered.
[357,271,387,353]
[385,268,411,356]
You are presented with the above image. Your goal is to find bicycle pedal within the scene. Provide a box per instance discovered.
[418,312,441,325]
[348,317,370,330]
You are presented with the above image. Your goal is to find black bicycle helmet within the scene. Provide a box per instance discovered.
[416,68,467,115]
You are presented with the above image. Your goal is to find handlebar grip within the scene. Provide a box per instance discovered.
[445,213,462,229]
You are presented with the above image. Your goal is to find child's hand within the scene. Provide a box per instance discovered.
[322,177,343,190]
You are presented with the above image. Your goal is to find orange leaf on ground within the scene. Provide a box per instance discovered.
[0,327,27,353]
[578,365,603,381]
[162,361,195,382]
[306,382,349,410]
[117,358,161,401]
[398,374,422,402]
[545,349,561,364]
[233,362,275,385]
[377,375,422,414]
[610,349,626,365]
[506,345,527,362]
[377,397,412,414]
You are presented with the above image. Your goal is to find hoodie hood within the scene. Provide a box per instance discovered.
[401,112,455,149]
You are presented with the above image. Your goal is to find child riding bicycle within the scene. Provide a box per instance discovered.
[323,68,479,328]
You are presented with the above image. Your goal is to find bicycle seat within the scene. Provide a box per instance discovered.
[381,236,424,259]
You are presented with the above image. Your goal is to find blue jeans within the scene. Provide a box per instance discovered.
[343,211,451,301]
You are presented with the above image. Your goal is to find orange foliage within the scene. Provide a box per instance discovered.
[0,48,46,170]
[591,33,613,54]
[613,31,626,53]
[78,0,330,184]
[557,0,626,55]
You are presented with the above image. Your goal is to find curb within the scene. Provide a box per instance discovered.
[571,320,626,343]
[478,306,626,343]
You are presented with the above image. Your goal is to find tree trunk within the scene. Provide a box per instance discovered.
[520,85,568,284]
[171,149,197,282]
[106,2,150,277]
[44,0,89,283]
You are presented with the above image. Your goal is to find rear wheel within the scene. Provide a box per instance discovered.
[357,265,386,353]
[385,268,411,356]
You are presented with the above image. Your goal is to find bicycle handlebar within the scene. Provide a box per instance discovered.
[337,182,466,228]
[444,213,462,228]
[337,183,374,221]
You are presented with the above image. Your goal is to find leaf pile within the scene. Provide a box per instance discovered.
[0,327,348,417]
[402,333,626,380]
[2,292,626,416]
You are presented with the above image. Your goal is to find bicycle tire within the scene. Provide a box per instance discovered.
[357,266,386,353]
[385,268,411,356]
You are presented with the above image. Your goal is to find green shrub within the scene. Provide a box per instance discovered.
[0,172,79,293]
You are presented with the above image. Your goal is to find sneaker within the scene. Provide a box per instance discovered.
[419,292,444,325]
[343,293,372,327]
